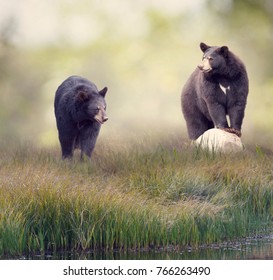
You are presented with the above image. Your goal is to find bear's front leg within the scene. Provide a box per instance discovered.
[227,80,248,137]
[206,100,229,130]
[228,105,245,138]
[203,83,229,130]
[59,134,75,159]
[79,123,101,159]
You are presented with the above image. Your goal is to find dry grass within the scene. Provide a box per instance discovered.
[0,135,273,258]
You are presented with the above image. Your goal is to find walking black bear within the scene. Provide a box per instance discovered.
[54,76,108,159]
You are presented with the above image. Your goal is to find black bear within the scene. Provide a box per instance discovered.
[54,76,108,159]
[181,42,249,140]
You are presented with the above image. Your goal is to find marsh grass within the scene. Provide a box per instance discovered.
[0,136,273,258]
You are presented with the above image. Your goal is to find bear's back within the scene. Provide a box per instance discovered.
[54,76,98,108]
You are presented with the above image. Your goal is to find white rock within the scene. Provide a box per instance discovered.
[194,128,244,153]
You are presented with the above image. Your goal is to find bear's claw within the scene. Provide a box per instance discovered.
[220,128,241,137]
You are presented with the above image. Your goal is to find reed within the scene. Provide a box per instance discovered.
[0,136,273,258]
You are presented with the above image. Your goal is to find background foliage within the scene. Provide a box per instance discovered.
[0,0,273,147]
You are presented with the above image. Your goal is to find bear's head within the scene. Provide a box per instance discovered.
[198,42,229,74]
[75,85,108,124]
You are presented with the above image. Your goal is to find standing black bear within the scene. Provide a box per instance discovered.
[181,42,249,140]
[54,76,108,159]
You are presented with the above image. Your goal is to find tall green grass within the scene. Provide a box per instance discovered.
[0,136,273,258]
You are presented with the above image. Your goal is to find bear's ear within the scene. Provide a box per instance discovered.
[200,42,210,53]
[77,91,89,102]
[99,87,108,98]
[218,46,229,58]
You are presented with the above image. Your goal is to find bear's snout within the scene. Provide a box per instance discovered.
[102,115,108,123]
[94,107,108,124]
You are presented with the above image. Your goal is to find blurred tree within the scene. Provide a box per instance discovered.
[0,19,48,141]
[207,0,273,79]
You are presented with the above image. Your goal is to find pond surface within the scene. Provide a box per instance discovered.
[15,234,273,260]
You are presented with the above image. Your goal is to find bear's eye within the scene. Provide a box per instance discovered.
[208,57,213,61]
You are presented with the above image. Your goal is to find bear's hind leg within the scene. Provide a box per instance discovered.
[186,115,214,140]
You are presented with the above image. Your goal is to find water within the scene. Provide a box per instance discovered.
[14,234,273,260]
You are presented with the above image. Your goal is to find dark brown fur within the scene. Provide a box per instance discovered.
[181,42,249,140]
[54,76,108,159]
